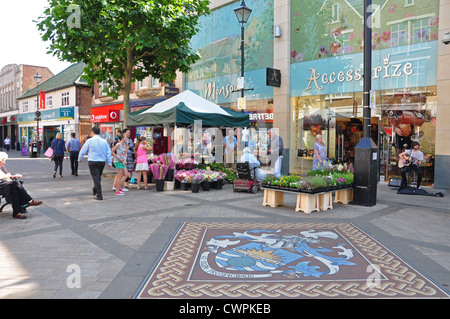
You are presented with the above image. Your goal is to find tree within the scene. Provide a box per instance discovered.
[37,0,210,126]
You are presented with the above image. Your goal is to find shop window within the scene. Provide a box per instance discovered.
[62,92,70,106]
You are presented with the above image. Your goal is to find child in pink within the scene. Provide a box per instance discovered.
[135,136,152,190]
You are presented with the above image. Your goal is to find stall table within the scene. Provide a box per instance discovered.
[262,187,353,214]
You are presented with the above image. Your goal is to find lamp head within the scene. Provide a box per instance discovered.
[34,73,42,84]
[234,1,252,24]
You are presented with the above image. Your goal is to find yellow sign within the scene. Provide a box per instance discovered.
[238,97,246,110]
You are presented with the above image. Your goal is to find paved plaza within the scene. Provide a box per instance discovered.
[0,151,449,300]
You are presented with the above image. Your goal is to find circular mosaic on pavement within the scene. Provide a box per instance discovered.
[136,222,449,299]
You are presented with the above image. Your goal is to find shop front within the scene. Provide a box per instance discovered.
[289,0,440,184]
[18,106,78,154]
[91,102,123,147]
[0,115,18,150]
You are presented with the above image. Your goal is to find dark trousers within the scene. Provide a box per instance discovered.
[10,180,32,216]
[88,161,105,198]
[401,165,422,188]
[69,151,79,174]
[53,154,64,175]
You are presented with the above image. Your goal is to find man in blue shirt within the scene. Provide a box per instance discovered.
[66,132,82,176]
[78,127,112,200]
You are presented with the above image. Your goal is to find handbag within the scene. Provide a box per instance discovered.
[44,147,54,158]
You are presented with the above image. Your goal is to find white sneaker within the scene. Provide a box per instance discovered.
[115,191,125,196]
[120,188,128,192]
[112,187,116,191]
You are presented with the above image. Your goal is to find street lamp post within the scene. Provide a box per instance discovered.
[352,0,379,207]
[233,1,252,108]
[34,73,42,151]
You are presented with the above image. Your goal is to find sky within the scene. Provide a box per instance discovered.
[0,0,72,75]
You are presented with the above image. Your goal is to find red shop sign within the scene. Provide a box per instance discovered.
[91,107,120,123]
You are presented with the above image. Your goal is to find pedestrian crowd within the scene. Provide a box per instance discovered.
[3,127,285,220]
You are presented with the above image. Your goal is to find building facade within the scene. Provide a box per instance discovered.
[179,0,449,189]
[17,63,92,153]
[0,64,53,150]
[91,74,180,149]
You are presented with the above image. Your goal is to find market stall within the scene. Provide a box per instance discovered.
[127,90,249,192]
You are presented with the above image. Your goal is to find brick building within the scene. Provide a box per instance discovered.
[0,64,53,150]
[17,63,93,153]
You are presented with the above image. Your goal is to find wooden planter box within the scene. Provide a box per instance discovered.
[295,193,320,214]
[334,188,353,204]
[262,189,284,207]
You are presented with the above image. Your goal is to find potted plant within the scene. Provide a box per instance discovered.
[191,171,204,193]
[175,170,191,190]
[202,169,218,191]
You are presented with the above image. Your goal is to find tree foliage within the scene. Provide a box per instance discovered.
[37,0,210,124]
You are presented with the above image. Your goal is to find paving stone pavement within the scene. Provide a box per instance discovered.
[0,151,448,299]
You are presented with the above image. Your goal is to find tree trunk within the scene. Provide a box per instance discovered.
[123,47,134,128]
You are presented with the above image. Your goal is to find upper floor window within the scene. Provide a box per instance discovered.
[62,92,70,106]
[331,4,340,24]
[151,77,160,88]
[23,101,28,113]
[46,96,53,108]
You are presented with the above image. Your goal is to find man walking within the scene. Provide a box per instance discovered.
[78,127,112,200]
[66,132,82,176]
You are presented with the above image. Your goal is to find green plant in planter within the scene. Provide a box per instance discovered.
[311,175,328,189]
[300,177,316,191]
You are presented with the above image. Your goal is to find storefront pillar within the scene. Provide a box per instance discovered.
[273,0,291,176]
[434,0,450,190]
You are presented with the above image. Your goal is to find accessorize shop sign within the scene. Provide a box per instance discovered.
[291,41,438,97]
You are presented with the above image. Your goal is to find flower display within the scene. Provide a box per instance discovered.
[150,163,169,180]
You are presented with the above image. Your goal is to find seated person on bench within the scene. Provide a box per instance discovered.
[239,147,266,182]
[0,152,42,219]
[399,141,423,189]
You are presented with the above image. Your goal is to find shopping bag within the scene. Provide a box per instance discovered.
[44,147,54,158]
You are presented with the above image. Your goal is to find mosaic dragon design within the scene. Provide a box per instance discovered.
[200,229,356,279]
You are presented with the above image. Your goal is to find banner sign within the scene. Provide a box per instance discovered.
[39,91,46,109]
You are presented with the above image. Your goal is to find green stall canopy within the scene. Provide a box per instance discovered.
[127,90,249,127]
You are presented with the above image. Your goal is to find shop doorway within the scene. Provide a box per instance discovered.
[336,118,378,166]
[44,128,59,151]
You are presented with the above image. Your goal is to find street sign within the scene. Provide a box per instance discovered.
[370,90,376,109]
[237,77,244,89]
[237,97,246,110]
[266,68,281,87]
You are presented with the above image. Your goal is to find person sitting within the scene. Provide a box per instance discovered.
[399,141,423,189]
[240,147,266,182]
[0,152,42,219]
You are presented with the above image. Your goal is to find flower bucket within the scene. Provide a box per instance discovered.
[165,169,174,181]
[215,179,223,189]
[192,183,200,193]
[202,181,211,191]
[155,179,165,191]
[180,182,190,190]
[166,181,174,191]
